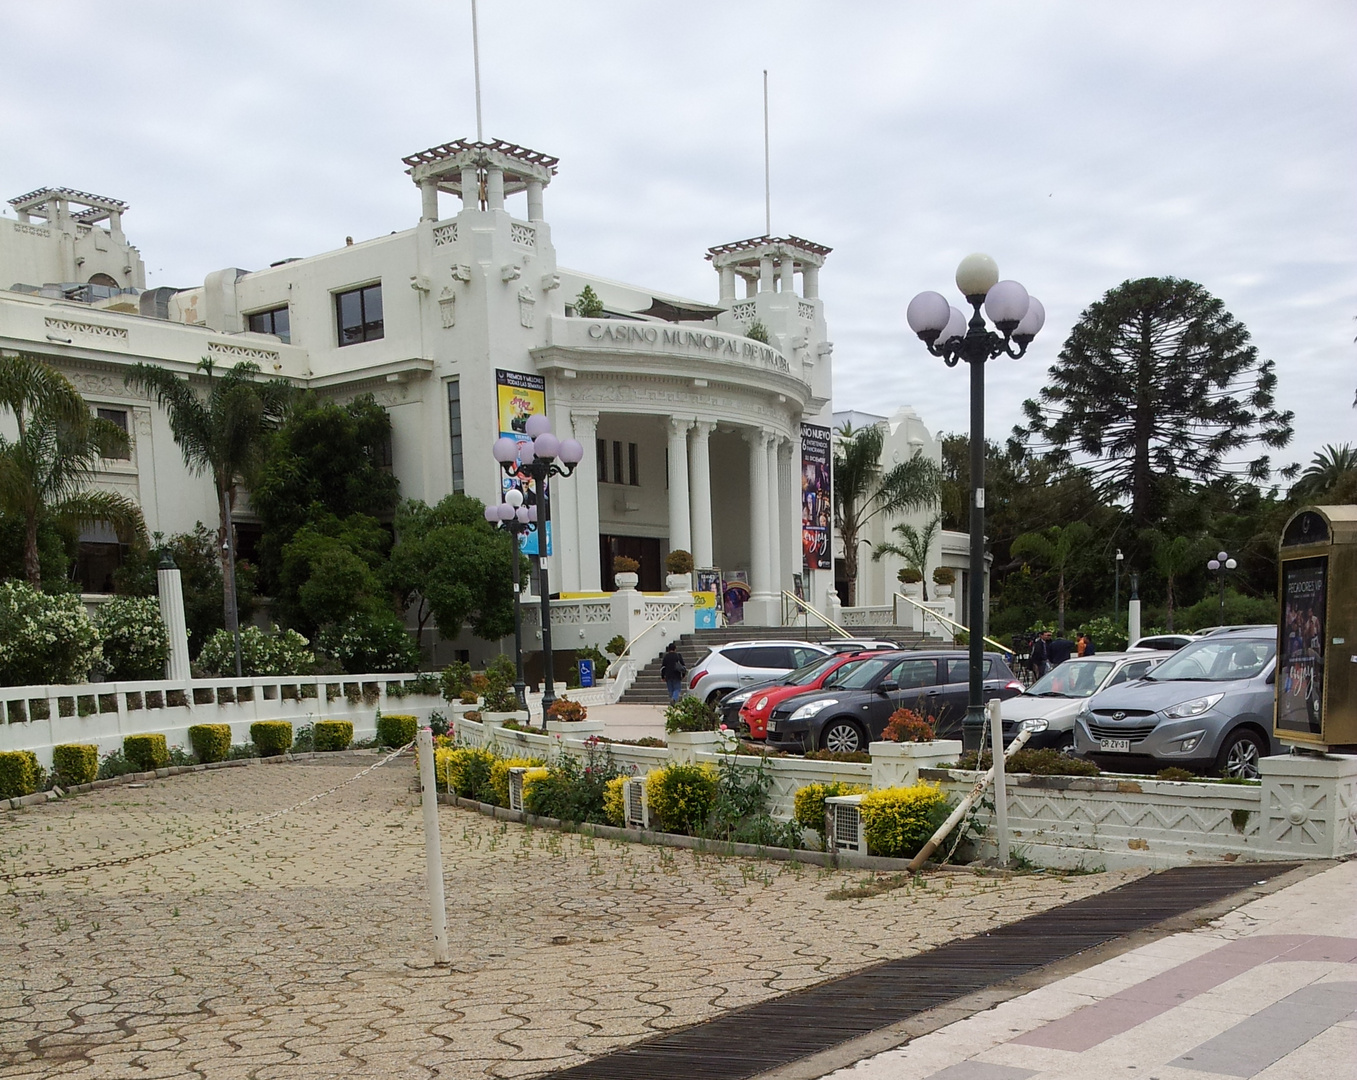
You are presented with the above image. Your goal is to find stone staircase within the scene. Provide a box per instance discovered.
[618,625,941,704]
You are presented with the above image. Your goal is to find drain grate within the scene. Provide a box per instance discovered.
[544,863,1296,1080]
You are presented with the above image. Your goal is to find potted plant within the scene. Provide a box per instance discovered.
[544,695,604,735]
[932,565,956,598]
[897,565,924,597]
[869,708,962,786]
[613,555,640,591]
[665,549,694,591]
[663,695,719,762]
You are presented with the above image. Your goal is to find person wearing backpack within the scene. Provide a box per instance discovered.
[660,641,688,703]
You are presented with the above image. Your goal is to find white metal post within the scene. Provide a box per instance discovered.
[417,728,450,966]
[988,698,1009,867]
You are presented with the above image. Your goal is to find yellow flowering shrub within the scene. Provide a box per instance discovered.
[645,763,719,835]
[489,756,546,806]
[858,782,951,859]
[793,781,870,845]
[603,774,628,826]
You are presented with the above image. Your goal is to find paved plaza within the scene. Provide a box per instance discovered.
[0,755,1142,1079]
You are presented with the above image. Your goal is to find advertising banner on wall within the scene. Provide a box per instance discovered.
[1277,556,1327,734]
[801,423,832,570]
[495,369,550,556]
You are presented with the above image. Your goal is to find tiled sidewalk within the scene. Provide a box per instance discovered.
[825,861,1356,1080]
[0,757,1142,1079]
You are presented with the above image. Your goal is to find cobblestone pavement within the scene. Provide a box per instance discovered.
[0,757,1144,1080]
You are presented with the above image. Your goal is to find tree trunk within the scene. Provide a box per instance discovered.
[842,520,859,606]
[1057,567,1066,634]
[1165,574,1175,632]
[218,484,239,640]
[23,514,42,589]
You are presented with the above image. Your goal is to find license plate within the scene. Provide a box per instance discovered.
[1099,738,1131,752]
[766,721,778,733]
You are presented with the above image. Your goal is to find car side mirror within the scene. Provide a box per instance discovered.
[1266,670,1276,685]
[877,680,899,694]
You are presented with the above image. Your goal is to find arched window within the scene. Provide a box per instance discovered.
[88,272,119,288]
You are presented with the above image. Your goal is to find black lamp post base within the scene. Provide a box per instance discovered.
[961,706,988,754]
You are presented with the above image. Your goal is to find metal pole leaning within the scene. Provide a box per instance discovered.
[417,728,450,966]
[989,698,1009,867]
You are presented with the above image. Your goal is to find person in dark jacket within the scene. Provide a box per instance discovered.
[1077,632,1096,657]
[1029,632,1051,678]
[660,641,687,703]
[1048,635,1075,666]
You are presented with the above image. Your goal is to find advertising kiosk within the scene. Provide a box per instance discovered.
[1275,505,1357,751]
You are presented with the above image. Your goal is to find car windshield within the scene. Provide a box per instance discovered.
[1147,638,1275,682]
[784,654,842,684]
[826,655,896,690]
[1025,660,1116,698]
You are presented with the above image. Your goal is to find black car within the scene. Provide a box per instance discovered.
[764,650,1023,754]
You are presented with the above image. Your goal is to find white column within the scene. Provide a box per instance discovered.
[667,418,692,554]
[526,181,544,222]
[780,437,798,599]
[780,255,795,294]
[571,410,601,591]
[460,166,479,208]
[156,565,191,681]
[759,257,775,292]
[553,396,580,594]
[766,435,781,598]
[420,179,439,222]
[486,168,505,210]
[689,421,715,569]
[719,267,735,300]
[746,429,772,599]
[802,265,820,299]
[743,275,757,298]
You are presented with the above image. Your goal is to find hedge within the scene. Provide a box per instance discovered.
[314,720,354,752]
[645,763,718,835]
[250,721,293,757]
[793,781,870,845]
[123,733,169,772]
[858,783,951,859]
[433,746,496,799]
[376,714,417,748]
[188,724,232,764]
[52,744,99,787]
[0,750,40,800]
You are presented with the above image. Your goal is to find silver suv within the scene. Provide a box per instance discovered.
[1073,627,1280,777]
[687,641,833,704]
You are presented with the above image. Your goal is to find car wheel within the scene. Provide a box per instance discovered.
[705,689,729,706]
[820,719,866,754]
[1057,732,1076,753]
[1215,728,1265,780]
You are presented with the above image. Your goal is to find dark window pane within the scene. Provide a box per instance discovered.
[946,658,994,682]
[629,443,639,485]
[95,408,131,460]
[271,306,290,343]
[894,659,939,690]
[361,285,383,341]
[448,379,464,493]
[612,441,623,485]
[597,439,607,480]
[337,290,363,345]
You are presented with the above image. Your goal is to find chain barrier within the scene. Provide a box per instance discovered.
[0,741,415,884]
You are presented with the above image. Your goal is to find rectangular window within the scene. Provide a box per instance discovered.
[628,443,639,486]
[612,441,623,486]
[96,407,131,460]
[597,439,608,482]
[247,305,291,343]
[335,283,383,346]
[447,380,464,493]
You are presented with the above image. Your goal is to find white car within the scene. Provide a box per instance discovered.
[1129,634,1200,652]
[687,641,834,704]
[1000,652,1167,750]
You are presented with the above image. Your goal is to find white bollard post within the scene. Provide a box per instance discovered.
[988,698,1009,867]
[1128,598,1142,649]
[417,728,450,966]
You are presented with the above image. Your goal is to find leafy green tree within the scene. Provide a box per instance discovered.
[248,392,399,590]
[574,285,603,318]
[126,359,290,642]
[833,423,942,606]
[1142,529,1203,631]
[1010,522,1093,634]
[872,513,941,600]
[275,511,391,637]
[1016,277,1294,527]
[386,495,520,653]
[0,355,143,587]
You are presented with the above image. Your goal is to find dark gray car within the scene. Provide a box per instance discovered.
[1072,627,1280,778]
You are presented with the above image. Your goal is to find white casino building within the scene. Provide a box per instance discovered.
[0,138,969,658]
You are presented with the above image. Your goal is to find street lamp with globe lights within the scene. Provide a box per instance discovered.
[483,486,537,711]
[906,253,1045,753]
[1207,550,1237,619]
[492,415,584,714]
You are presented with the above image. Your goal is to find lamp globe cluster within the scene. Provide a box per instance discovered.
[906,252,1046,356]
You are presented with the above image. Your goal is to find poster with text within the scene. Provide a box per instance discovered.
[495,369,550,556]
[1277,556,1326,734]
[801,423,832,570]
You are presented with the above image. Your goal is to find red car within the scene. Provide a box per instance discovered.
[739,652,881,739]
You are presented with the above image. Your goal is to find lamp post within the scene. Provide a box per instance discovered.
[1114,548,1124,628]
[907,254,1045,753]
[1206,550,1237,619]
[493,414,584,716]
[220,491,242,678]
[483,487,537,711]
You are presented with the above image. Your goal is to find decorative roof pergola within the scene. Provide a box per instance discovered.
[8,186,129,226]
[401,138,558,199]
[706,235,832,299]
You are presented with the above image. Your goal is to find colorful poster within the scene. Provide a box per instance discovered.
[801,423,832,570]
[694,568,720,629]
[1277,556,1327,734]
[495,369,550,556]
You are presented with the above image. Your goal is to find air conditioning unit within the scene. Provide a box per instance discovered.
[624,777,649,829]
[824,794,866,854]
[508,767,528,812]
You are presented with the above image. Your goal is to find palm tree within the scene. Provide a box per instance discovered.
[833,422,942,606]
[126,359,290,643]
[1143,529,1200,631]
[1291,444,1356,500]
[872,513,942,601]
[1010,521,1093,634]
[0,354,143,587]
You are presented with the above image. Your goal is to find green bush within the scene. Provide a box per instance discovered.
[123,733,169,771]
[188,724,232,763]
[440,661,473,702]
[0,581,100,686]
[793,781,870,845]
[1076,615,1127,652]
[489,756,546,807]
[375,713,417,748]
[481,654,519,712]
[522,743,624,823]
[646,763,719,835]
[433,746,497,798]
[95,596,169,681]
[958,748,1101,776]
[0,750,41,799]
[858,783,952,859]
[604,634,626,658]
[665,549,694,575]
[250,721,293,757]
[197,625,315,677]
[664,695,717,734]
[316,610,420,674]
[314,720,353,752]
[52,743,99,787]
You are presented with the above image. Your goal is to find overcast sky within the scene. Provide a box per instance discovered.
[2,1,1353,475]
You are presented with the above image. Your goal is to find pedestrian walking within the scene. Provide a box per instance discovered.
[1048,634,1075,667]
[1029,632,1051,679]
[660,641,687,703]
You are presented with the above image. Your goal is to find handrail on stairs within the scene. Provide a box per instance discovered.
[606,606,688,679]
[893,591,1011,656]
[780,590,853,639]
